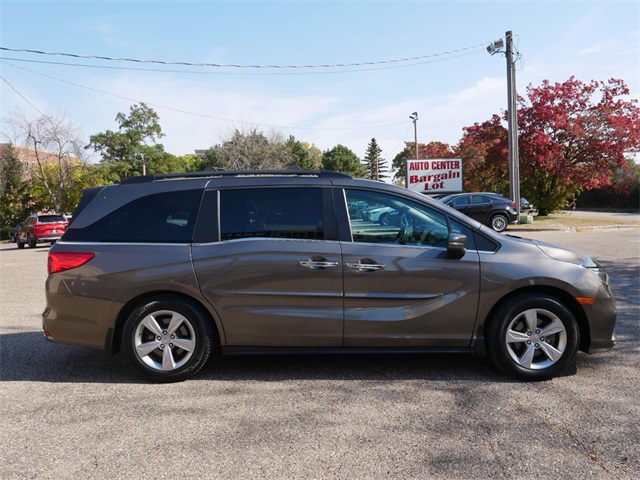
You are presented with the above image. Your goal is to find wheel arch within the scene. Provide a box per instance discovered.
[108,290,223,354]
[476,285,591,355]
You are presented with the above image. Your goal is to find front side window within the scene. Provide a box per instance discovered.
[220,188,324,241]
[345,189,449,247]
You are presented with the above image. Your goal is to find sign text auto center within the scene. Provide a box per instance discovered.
[405,158,463,194]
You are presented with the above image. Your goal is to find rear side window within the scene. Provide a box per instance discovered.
[220,188,324,241]
[63,190,202,243]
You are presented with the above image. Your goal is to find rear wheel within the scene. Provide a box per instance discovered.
[28,235,36,248]
[123,296,217,382]
[490,214,508,232]
[379,212,390,226]
[486,293,579,381]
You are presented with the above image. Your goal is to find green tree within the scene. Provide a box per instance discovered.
[322,144,367,178]
[27,161,107,214]
[88,103,166,181]
[202,129,294,170]
[363,138,389,181]
[4,110,88,213]
[285,136,321,170]
[0,144,30,238]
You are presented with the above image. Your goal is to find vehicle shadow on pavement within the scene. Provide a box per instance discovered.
[0,329,595,384]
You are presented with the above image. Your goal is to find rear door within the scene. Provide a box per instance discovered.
[192,186,344,347]
[338,188,480,347]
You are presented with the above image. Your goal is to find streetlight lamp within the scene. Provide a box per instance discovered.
[488,32,520,222]
[409,112,418,159]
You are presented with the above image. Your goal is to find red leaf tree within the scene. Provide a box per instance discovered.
[458,114,509,194]
[517,77,640,215]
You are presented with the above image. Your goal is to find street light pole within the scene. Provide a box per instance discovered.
[409,112,418,159]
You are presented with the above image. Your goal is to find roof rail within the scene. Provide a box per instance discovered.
[120,170,352,184]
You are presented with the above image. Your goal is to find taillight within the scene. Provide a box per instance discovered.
[48,251,95,274]
[509,202,517,208]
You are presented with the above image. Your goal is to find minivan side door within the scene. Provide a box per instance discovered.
[192,186,344,347]
[338,188,480,347]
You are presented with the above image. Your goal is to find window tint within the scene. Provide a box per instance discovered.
[346,189,449,247]
[38,215,66,223]
[220,188,324,241]
[450,196,469,206]
[449,218,476,250]
[63,190,202,243]
[470,195,490,204]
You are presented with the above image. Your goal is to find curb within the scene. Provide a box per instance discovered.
[508,225,640,233]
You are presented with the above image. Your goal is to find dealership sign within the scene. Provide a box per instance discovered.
[405,158,463,193]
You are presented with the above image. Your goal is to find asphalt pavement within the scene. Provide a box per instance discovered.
[1,228,638,479]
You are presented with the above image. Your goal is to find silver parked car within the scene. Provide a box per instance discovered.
[43,170,616,382]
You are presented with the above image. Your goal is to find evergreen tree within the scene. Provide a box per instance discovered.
[0,145,29,238]
[363,138,388,181]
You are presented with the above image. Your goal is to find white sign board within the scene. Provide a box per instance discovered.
[405,158,463,194]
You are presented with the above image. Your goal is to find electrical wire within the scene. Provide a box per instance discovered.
[0,43,489,69]
[1,60,408,131]
[0,47,486,75]
[0,74,45,116]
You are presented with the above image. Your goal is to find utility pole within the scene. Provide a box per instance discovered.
[409,112,418,159]
[505,31,520,221]
[488,32,520,222]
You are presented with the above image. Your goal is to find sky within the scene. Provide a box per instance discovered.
[1,0,638,164]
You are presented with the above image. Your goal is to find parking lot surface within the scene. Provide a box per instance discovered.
[1,229,638,479]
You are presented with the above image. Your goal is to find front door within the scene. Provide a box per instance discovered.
[341,189,480,347]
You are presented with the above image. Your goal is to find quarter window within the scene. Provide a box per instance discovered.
[220,188,324,241]
[62,190,202,243]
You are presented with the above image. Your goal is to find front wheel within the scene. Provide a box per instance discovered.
[490,214,508,232]
[486,293,579,381]
[123,296,217,382]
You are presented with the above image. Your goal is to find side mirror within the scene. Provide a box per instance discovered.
[447,233,467,259]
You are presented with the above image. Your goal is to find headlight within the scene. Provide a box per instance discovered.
[588,267,610,285]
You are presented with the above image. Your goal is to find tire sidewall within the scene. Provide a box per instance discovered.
[487,294,579,381]
[490,214,508,232]
[123,297,214,383]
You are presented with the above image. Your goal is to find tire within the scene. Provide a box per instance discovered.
[17,239,25,249]
[28,236,36,248]
[123,296,217,383]
[486,293,579,381]
[379,212,390,226]
[490,214,508,232]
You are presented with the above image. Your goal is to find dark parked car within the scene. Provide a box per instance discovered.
[17,213,68,248]
[43,170,616,382]
[8,222,23,242]
[439,192,518,232]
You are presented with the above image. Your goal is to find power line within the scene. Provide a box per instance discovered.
[0,74,45,116]
[0,47,486,75]
[1,60,408,131]
[0,43,489,69]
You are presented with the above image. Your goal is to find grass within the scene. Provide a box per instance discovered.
[512,213,640,230]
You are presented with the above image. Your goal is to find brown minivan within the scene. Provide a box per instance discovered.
[43,170,616,382]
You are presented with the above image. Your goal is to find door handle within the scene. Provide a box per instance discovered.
[300,260,339,269]
[346,262,386,272]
